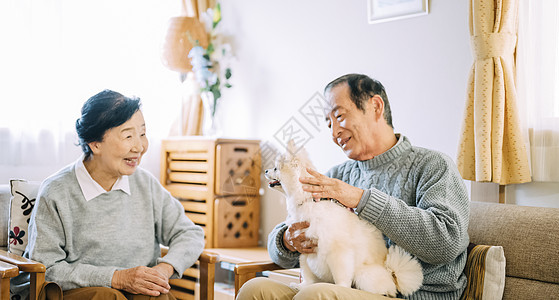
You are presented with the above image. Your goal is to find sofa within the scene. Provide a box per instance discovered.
[1,184,10,253]
[468,201,559,299]
[2,183,559,299]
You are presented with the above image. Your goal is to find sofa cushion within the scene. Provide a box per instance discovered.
[461,244,506,300]
[8,179,40,255]
[502,276,559,299]
[468,202,559,286]
[0,184,11,249]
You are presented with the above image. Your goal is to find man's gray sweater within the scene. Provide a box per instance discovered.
[26,163,205,291]
[268,135,470,300]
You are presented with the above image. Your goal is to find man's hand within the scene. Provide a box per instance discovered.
[283,221,317,254]
[300,168,364,208]
[111,264,172,296]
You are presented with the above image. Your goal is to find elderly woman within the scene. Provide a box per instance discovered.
[26,90,205,299]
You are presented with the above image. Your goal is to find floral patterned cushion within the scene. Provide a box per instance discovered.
[8,179,40,255]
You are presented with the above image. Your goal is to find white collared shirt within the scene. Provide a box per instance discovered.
[75,156,131,201]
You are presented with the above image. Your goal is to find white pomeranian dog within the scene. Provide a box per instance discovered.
[265,141,423,297]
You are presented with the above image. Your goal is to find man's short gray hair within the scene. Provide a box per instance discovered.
[324,74,393,128]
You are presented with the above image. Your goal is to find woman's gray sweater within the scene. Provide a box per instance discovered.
[26,162,205,291]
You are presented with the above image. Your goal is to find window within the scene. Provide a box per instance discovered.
[517,0,559,181]
[0,0,183,178]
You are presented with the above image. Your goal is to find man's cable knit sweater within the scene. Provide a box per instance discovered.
[268,135,470,300]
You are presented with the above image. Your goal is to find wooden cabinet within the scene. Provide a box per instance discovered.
[160,137,261,248]
[160,137,261,300]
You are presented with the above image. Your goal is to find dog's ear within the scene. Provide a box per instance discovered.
[286,139,297,155]
[285,139,313,169]
[295,145,312,168]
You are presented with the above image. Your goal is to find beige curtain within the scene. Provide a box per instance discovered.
[179,73,204,136]
[457,0,531,185]
[191,0,216,19]
[171,0,216,136]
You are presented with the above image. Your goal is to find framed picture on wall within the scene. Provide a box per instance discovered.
[367,0,429,24]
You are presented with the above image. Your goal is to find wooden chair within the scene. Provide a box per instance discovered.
[0,249,219,300]
[234,260,285,297]
[0,260,19,300]
[0,250,45,300]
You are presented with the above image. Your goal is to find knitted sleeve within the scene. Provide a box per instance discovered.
[361,153,469,265]
[328,153,470,265]
[267,223,300,268]
[152,175,205,278]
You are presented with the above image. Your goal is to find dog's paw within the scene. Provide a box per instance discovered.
[290,279,315,291]
[289,282,302,291]
[384,289,398,298]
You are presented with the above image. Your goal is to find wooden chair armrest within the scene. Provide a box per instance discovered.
[1,261,20,300]
[235,261,284,276]
[234,261,284,297]
[199,251,219,300]
[0,250,45,273]
[0,250,46,300]
[199,251,219,265]
[0,261,19,279]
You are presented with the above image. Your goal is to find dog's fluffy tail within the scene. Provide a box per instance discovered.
[385,245,424,296]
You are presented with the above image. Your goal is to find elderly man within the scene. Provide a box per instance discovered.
[238,74,470,300]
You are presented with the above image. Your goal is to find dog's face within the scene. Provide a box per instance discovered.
[265,153,300,196]
[264,141,313,199]
[265,164,285,193]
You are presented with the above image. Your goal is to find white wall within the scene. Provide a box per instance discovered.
[472,181,559,208]
[216,0,473,245]
[3,1,554,246]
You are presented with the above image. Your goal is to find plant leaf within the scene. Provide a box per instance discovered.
[213,3,222,28]
[206,43,214,55]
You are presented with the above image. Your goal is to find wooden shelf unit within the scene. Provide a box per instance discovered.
[160,137,261,300]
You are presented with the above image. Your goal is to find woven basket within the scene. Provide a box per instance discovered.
[161,16,209,73]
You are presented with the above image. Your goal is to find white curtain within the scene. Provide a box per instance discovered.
[0,0,184,181]
[517,0,559,182]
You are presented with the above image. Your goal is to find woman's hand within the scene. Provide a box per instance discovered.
[299,168,364,209]
[283,221,316,254]
[152,262,175,279]
[111,264,172,296]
